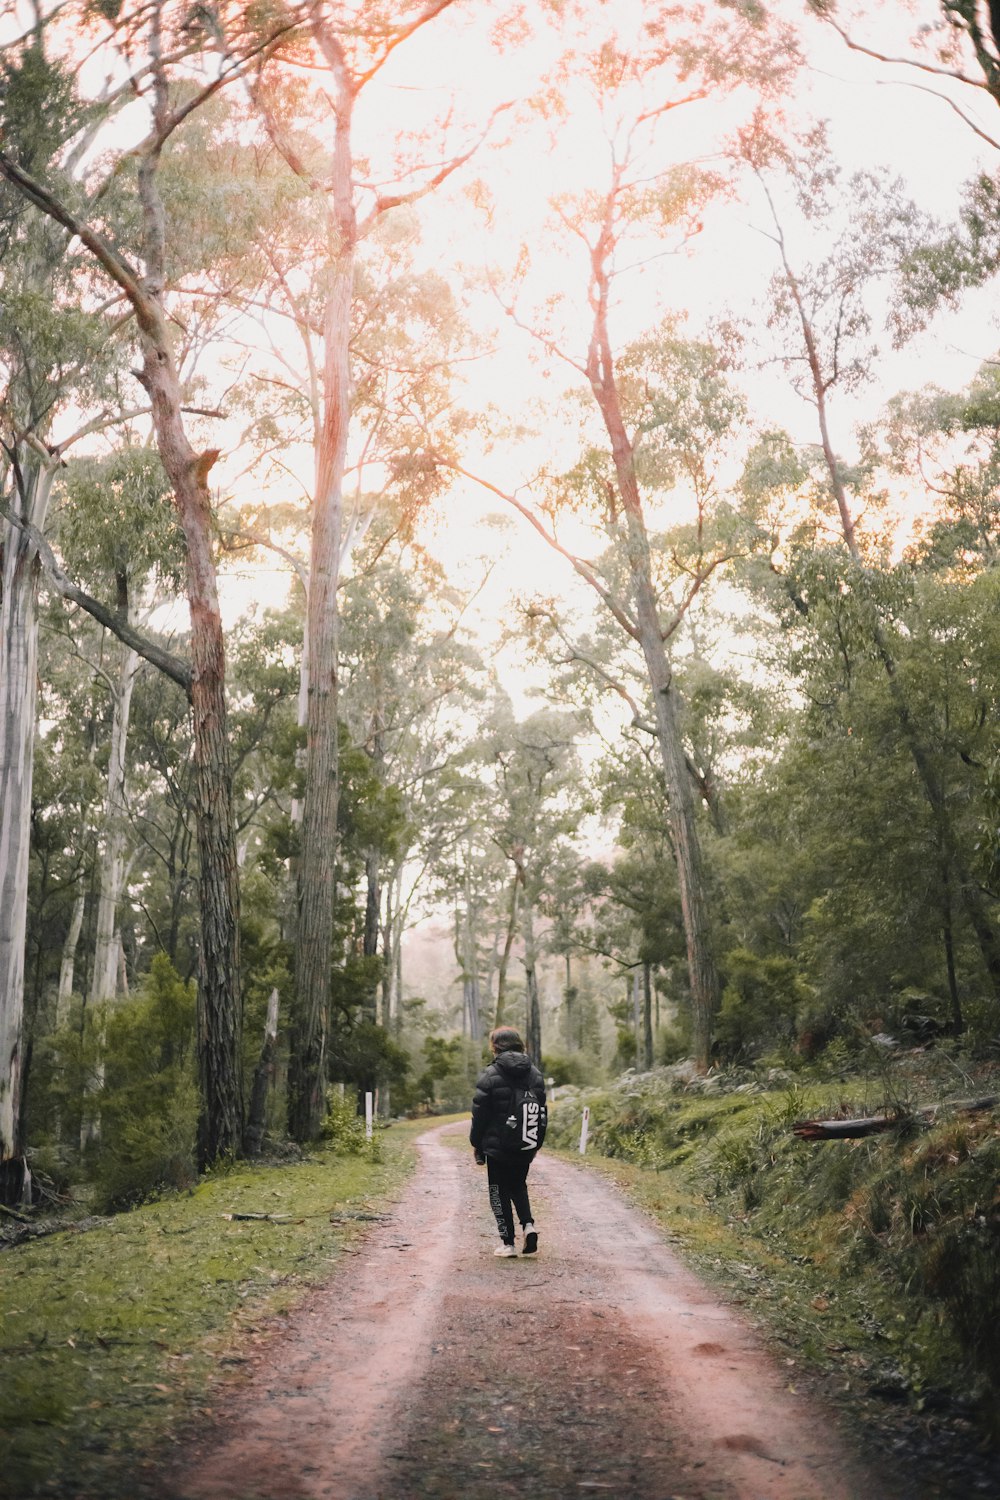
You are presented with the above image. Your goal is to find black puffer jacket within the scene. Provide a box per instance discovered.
[470,1049,546,1159]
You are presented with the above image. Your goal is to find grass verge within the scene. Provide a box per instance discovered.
[0,1120,439,1499]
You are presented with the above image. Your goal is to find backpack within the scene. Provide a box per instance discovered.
[501,1082,547,1153]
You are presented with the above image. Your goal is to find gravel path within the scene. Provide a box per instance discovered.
[165,1124,903,1500]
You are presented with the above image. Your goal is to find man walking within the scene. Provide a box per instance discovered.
[470,1026,547,1257]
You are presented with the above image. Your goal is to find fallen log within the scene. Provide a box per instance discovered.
[793,1096,997,1141]
[0,1214,111,1249]
[793,1115,897,1140]
[221,1212,292,1223]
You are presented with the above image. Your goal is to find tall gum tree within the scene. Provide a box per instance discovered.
[486,704,585,1064]
[0,34,142,1199]
[54,447,184,1142]
[244,1,509,1139]
[443,5,794,1068]
[0,3,294,1173]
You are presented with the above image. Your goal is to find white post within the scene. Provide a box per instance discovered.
[365,1091,374,1140]
[579,1105,590,1155]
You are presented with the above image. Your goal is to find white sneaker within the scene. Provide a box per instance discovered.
[494,1242,517,1257]
[522,1223,538,1255]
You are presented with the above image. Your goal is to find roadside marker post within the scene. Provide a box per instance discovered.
[579,1106,590,1155]
[365,1091,374,1140]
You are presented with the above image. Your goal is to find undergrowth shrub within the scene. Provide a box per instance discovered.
[921,1214,1000,1416]
[90,955,198,1212]
[716,948,811,1062]
[322,1090,383,1161]
[545,1051,601,1087]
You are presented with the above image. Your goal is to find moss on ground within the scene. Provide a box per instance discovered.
[0,1122,435,1499]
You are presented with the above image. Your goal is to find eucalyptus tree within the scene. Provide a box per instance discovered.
[18,615,106,1147]
[51,448,184,1142]
[809,1,1000,126]
[0,35,137,1199]
[0,3,304,1171]
[471,325,760,1066]
[338,536,488,1035]
[446,5,794,1069]
[229,3,508,1140]
[537,850,592,1057]
[485,704,586,1062]
[804,4,1000,337]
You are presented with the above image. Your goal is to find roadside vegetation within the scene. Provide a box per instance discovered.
[547,1049,1000,1447]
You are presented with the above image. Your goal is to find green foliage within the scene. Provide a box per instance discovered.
[55,449,185,604]
[544,1051,600,1087]
[321,1089,382,1161]
[716,947,811,1062]
[0,44,84,178]
[328,1018,410,1097]
[90,955,199,1211]
[416,1034,482,1112]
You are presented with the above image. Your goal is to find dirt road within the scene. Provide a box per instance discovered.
[166,1124,901,1500]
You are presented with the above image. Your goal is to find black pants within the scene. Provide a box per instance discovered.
[487,1153,534,1243]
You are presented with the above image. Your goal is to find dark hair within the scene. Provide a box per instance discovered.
[490,1026,524,1054]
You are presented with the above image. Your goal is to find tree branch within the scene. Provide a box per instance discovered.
[0,495,192,695]
[437,458,641,641]
[527,605,656,732]
[357,102,514,239]
[820,13,988,92]
[0,152,150,321]
[353,0,456,90]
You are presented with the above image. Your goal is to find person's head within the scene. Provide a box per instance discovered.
[490,1026,524,1056]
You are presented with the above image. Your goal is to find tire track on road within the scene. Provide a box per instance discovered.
[166,1125,902,1500]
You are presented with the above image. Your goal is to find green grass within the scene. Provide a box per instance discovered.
[0,1122,436,1498]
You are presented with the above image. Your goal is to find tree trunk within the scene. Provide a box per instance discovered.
[361,849,381,1024]
[494,874,520,1028]
[0,461,54,1204]
[643,960,654,1069]
[244,987,280,1157]
[632,968,641,1065]
[564,953,577,1053]
[381,871,394,1030]
[394,869,404,1039]
[588,284,720,1070]
[137,313,244,1165]
[80,643,140,1149]
[463,866,482,1042]
[942,860,963,1034]
[56,892,87,1030]
[523,892,542,1064]
[289,236,352,1141]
